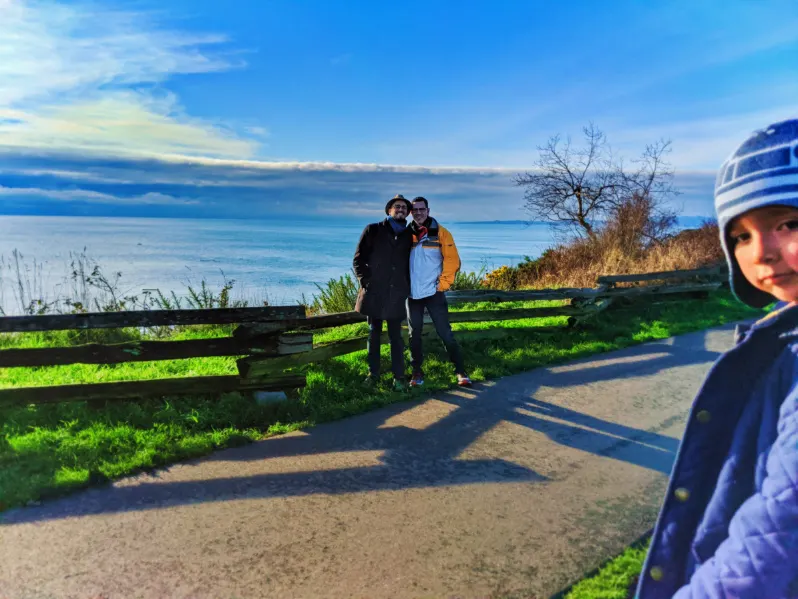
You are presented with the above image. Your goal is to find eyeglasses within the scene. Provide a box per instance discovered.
[412,208,428,213]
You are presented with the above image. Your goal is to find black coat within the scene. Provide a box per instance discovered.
[352,219,412,320]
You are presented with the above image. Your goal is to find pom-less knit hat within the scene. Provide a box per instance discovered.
[715,119,798,308]
[385,194,412,215]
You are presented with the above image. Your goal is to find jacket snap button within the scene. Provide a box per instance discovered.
[674,487,690,501]
[650,566,664,581]
[696,410,711,423]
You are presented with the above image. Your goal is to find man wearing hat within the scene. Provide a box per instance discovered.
[352,194,414,390]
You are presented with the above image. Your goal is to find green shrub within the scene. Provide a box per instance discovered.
[308,272,359,314]
[450,265,487,290]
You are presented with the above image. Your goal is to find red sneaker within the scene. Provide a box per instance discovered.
[457,373,472,387]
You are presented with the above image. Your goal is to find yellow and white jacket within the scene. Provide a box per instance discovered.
[409,218,461,299]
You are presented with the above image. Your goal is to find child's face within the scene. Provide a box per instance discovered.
[729,205,798,304]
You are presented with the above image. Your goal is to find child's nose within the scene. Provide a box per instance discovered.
[752,234,779,263]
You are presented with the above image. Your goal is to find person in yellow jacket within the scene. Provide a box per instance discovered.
[407,196,471,387]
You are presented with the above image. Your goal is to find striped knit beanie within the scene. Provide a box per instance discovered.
[715,119,798,308]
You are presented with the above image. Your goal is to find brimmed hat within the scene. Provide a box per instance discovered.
[385,194,412,214]
[715,119,798,308]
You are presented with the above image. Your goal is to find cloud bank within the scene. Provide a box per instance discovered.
[0,0,257,158]
[0,150,717,221]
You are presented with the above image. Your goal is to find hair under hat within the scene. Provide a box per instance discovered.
[715,119,798,307]
[385,194,412,214]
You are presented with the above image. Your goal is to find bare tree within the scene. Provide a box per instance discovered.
[515,124,678,241]
[614,139,680,246]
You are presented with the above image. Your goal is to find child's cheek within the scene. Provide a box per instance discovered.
[783,239,798,273]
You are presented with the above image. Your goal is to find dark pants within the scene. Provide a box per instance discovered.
[366,317,406,379]
[407,291,465,374]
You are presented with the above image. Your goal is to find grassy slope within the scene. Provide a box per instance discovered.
[0,291,759,512]
[560,540,650,599]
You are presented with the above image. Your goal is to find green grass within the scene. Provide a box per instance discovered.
[561,539,650,599]
[0,291,759,512]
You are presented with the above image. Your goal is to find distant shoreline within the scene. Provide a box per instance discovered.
[452,220,546,225]
[0,214,715,227]
[453,216,714,227]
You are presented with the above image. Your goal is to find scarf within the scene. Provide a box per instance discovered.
[410,217,437,240]
[387,216,407,233]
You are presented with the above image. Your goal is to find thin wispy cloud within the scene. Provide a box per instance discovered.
[0,185,198,205]
[377,4,798,170]
[611,105,798,170]
[0,0,257,158]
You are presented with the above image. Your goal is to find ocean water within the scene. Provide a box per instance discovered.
[0,215,558,312]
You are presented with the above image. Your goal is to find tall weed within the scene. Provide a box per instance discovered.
[306,272,359,315]
[450,265,487,290]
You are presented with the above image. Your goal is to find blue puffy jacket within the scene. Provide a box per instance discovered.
[637,304,798,598]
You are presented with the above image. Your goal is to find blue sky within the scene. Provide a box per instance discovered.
[0,0,796,221]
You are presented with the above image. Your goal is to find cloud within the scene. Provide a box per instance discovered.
[0,151,718,220]
[0,184,198,205]
[0,0,259,158]
[612,105,798,170]
[0,92,258,158]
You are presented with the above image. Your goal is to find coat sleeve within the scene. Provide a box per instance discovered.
[672,383,798,599]
[437,226,461,292]
[353,224,374,287]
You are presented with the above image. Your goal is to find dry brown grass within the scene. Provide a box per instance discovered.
[483,198,725,290]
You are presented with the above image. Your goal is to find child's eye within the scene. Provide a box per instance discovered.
[780,219,798,231]
[730,231,751,246]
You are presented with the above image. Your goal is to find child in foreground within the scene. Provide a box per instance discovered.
[636,119,798,598]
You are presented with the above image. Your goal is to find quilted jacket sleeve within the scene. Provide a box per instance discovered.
[673,382,798,599]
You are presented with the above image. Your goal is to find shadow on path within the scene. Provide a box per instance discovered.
[1,327,727,525]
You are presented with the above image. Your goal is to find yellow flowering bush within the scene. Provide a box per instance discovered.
[483,265,518,290]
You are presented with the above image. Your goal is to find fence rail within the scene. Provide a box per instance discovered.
[0,333,313,368]
[0,305,306,333]
[445,281,722,304]
[0,374,307,408]
[0,265,728,406]
[596,264,729,286]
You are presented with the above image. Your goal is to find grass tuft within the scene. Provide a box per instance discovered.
[562,541,650,599]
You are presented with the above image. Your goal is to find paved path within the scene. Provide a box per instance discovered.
[0,325,736,599]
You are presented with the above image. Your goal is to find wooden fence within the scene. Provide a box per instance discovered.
[0,264,729,407]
